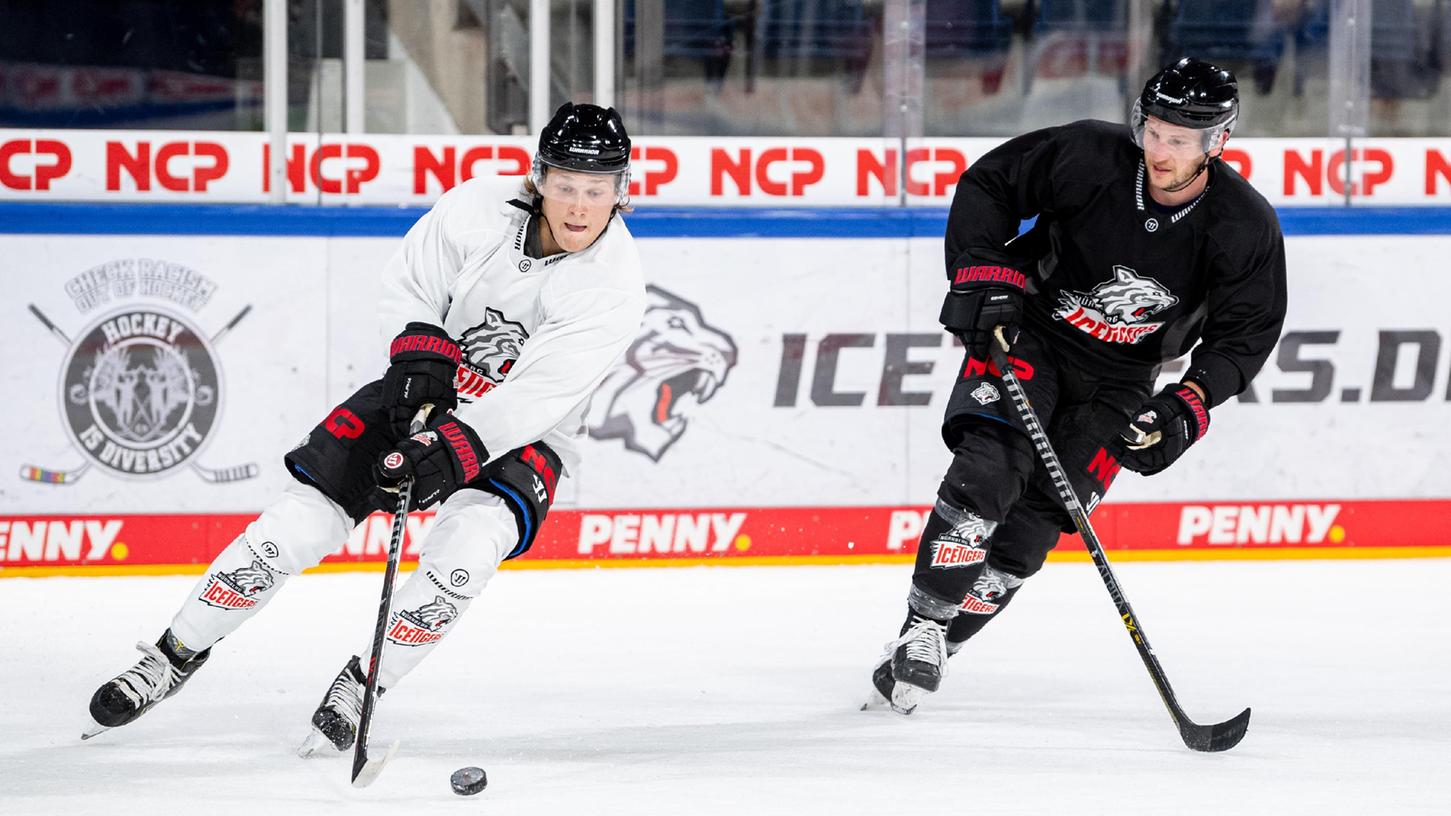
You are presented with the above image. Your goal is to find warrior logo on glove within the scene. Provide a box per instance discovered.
[1116,384,1210,476]
[376,414,489,510]
[382,322,461,438]
[940,251,1027,357]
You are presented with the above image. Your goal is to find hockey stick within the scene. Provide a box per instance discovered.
[210,304,252,344]
[351,405,431,787]
[190,462,261,483]
[19,462,90,484]
[21,308,90,484]
[28,303,72,344]
[987,327,1250,752]
[30,302,253,346]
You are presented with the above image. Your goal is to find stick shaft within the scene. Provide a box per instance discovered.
[986,328,1243,750]
[351,475,412,782]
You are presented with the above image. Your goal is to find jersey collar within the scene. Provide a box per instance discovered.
[1135,160,1210,234]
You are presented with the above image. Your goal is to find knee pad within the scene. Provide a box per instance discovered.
[415,490,520,601]
[170,483,348,650]
[467,442,562,560]
[985,492,1067,579]
[245,481,354,575]
[939,420,1036,521]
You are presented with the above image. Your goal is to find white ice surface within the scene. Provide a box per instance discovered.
[2,560,1448,816]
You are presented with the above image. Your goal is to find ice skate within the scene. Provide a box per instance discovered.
[860,615,951,715]
[298,655,368,756]
[860,653,898,711]
[862,635,967,714]
[84,630,210,739]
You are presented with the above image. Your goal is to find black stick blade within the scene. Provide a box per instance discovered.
[1180,707,1251,752]
[351,739,399,788]
[351,746,368,783]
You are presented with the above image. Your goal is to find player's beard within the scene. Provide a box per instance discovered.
[1156,155,1210,194]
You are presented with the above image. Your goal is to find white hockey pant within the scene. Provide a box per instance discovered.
[169,481,519,688]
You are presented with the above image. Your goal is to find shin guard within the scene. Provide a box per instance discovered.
[946,564,1026,649]
[169,483,350,650]
[362,491,518,689]
[909,498,999,616]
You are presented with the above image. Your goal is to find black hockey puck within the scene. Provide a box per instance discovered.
[450,766,487,796]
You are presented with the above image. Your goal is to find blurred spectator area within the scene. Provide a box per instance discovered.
[1155,0,1447,134]
[0,0,265,129]
[0,0,1448,136]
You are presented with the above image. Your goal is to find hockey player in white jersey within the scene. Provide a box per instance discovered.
[85,103,647,751]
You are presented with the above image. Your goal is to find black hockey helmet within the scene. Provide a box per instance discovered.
[1140,58,1238,128]
[536,102,631,175]
[1131,58,1238,152]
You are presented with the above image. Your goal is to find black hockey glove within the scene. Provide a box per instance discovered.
[939,257,1026,357]
[381,322,461,438]
[1115,384,1210,476]
[376,413,489,510]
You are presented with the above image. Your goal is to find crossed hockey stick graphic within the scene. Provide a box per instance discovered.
[22,303,258,485]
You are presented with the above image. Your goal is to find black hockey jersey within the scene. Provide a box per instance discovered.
[944,119,1287,408]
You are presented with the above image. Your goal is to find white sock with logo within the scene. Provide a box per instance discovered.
[169,482,351,651]
[363,491,517,689]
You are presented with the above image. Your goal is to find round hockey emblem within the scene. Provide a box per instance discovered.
[1143,217,1160,233]
[383,451,406,470]
[60,308,221,478]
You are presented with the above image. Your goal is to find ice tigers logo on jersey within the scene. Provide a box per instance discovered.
[930,514,993,568]
[960,565,1023,614]
[198,559,275,609]
[387,596,458,646]
[1053,265,1179,345]
[455,308,530,399]
[586,285,738,461]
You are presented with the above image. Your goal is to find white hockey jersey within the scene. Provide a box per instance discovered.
[378,176,646,473]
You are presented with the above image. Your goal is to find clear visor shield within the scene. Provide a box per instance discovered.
[1129,100,1231,159]
[532,159,630,207]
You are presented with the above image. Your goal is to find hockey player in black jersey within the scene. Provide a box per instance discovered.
[868,58,1288,714]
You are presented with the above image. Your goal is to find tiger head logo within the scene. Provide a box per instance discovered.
[459,308,529,388]
[1053,265,1179,345]
[222,559,274,596]
[401,596,458,631]
[1085,266,1178,325]
[586,285,737,461]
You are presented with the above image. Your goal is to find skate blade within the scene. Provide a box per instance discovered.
[860,686,891,711]
[296,727,341,758]
[80,720,110,741]
[889,682,924,715]
[350,739,400,788]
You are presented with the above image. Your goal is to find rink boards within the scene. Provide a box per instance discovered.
[2,499,1450,577]
[2,205,1449,575]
